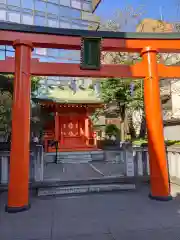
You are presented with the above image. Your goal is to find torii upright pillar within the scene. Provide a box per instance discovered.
[5,40,33,213]
[141,46,172,201]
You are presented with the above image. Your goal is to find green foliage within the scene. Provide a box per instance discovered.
[0,74,42,138]
[0,74,41,95]
[101,78,144,116]
[105,124,120,137]
[0,91,12,137]
[101,77,144,140]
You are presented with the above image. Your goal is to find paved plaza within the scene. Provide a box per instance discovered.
[1,185,180,240]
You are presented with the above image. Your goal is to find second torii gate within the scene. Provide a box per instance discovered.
[1,22,180,212]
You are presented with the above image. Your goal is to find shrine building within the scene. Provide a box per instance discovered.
[34,80,103,152]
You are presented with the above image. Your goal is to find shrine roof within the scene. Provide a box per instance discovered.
[33,85,103,105]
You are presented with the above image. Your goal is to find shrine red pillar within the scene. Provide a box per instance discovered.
[54,112,59,141]
[141,46,172,201]
[6,40,33,213]
[85,115,89,145]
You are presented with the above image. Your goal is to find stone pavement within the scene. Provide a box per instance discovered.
[1,186,180,240]
[44,162,124,181]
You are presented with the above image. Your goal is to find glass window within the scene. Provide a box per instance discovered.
[0,9,6,20]
[34,15,46,26]
[47,48,59,57]
[71,0,81,9]
[22,9,33,14]
[6,50,14,57]
[47,0,58,3]
[0,50,5,60]
[0,45,5,50]
[47,18,58,28]
[82,2,91,11]
[60,0,70,6]
[7,0,20,6]
[71,24,81,29]
[80,25,88,30]
[47,3,58,15]
[59,21,71,28]
[35,48,47,55]
[7,5,20,10]
[70,9,81,18]
[6,46,14,51]
[59,6,74,17]
[21,0,33,9]
[7,11,20,23]
[35,0,46,11]
[22,14,33,25]
[37,56,48,62]
[46,57,57,62]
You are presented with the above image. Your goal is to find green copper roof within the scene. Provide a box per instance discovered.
[34,85,103,104]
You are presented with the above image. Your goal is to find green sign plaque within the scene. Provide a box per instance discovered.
[80,37,101,70]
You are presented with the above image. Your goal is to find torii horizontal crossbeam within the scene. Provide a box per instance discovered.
[1,22,180,52]
[1,58,180,79]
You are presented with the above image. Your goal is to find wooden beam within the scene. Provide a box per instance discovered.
[0,22,180,52]
[1,58,180,79]
[158,64,180,78]
[1,29,180,52]
[31,61,146,78]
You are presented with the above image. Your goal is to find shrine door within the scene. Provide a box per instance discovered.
[60,115,85,149]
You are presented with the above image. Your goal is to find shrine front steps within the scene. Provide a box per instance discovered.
[44,150,104,164]
[37,177,136,197]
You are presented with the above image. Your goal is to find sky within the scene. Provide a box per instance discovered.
[95,0,180,24]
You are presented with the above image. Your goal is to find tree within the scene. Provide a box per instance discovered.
[101,78,144,140]
[98,9,179,140]
[0,74,42,140]
[97,7,146,141]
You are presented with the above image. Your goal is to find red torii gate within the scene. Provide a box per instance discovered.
[1,22,180,213]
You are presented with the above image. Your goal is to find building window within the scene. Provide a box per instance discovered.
[71,0,81,9]
[21,0,33,9]
[47,3,59,15]
[7,11,20,23]
[47,48,59,57]
[0,50,5,60]
[6,50,14,57]
[36,56,48,62]
[46,57,57,62]
[60,0,70,7]
[6,46,14,51]
[82,2,92,11]
[7,0,20,6]
[35,0,46,12]
[60,21,71,28]
[47,18,58,28]
[0,46,5,50]
[0,0,6,4]
[47,0,59,3]
[22,14,33,25]
[71,9,81,18]
[71,24,81,29]
[0,9,6,20]
[59,6,71,17]
[35,48,47,55]
[34,15,46,26]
